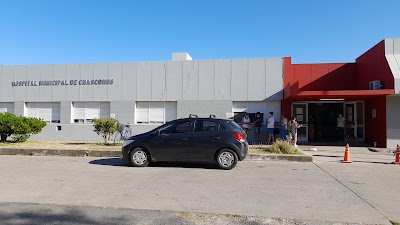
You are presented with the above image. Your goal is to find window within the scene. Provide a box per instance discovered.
[232,101,280,124]
[159,121,192,134]
[73,102,110,123]
[135,101,177,124]
[25,102,60,123]
[194,120,220,132]
[0,103,14,114]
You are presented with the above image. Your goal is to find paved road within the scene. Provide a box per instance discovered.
[0,152,397,224]
[306,146,400,223]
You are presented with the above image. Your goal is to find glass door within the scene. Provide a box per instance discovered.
[292,103,308,142]
[356,102,365,142]
[344,102,357,143]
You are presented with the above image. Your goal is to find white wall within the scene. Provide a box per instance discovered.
[385,38,400,94]
[386,95,400,148]
[0,58,283,102]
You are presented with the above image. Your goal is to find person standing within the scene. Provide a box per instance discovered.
[287,119,293,143]
[267,112,275,145]
[241,113,251,136]
[337,113,346,142]
[290,116,299,147]
[279,114,288,141]
[253,112,263,145]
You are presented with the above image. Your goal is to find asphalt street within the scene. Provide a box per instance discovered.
[0,202,365,225]
[0,148,398,224]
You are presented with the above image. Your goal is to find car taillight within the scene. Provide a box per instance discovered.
[233,133,245,143]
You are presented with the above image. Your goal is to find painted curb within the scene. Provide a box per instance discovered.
[0,148,121,157]
[245,153,313,162]
[0,148,313,162]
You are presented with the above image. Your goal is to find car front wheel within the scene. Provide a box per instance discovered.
[216,149,238,170]
[128,147,150,167]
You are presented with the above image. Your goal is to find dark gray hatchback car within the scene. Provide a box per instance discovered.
[122,117,248,170]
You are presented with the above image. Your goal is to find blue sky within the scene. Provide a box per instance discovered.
[1,0,399,65]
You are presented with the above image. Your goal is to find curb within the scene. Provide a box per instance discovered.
[245,153,313,162]
[0,148,313,162]
[0,148,121,158]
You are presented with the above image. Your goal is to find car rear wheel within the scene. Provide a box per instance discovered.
[128,147,150,167]
[216,149,238,170]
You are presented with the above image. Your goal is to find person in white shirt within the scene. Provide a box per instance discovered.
[337,113,346,142]
[241,113,251,135]
[267,112,275,145]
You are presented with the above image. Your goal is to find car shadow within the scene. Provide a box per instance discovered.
[89,158,128,167]
[89,158,220,169]
[149,161,219,169]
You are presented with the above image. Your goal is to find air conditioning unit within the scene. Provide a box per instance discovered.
[369,80,382,90]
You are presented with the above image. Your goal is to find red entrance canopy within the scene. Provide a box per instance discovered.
[285,89,394,101]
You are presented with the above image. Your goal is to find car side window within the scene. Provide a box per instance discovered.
[194,120,220,132]
[175,121,192,133]
[159,121,192,134]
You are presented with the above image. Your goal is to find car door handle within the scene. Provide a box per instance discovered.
[180,138,188,141]
[212,137,221,141]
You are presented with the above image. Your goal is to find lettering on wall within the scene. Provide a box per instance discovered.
[11,79,114,87]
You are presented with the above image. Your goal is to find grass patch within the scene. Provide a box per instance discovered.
[171,211,196,220]
[390,220,400,225]
[225,214,245,219]
[250,140,302,155]
[0,141,121,150]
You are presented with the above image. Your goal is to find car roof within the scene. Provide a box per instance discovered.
[173,118,231,122]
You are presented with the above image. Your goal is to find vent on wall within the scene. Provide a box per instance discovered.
[369,80,382,90]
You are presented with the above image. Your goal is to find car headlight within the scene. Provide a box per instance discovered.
[122,140,135,147]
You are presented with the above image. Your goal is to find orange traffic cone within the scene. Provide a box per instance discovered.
[392,144,400,164]
[341,143,352,163]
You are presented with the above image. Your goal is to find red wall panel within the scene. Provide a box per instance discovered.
[292,63,356,92]
[364,96,387,147]
[356,41,394,90]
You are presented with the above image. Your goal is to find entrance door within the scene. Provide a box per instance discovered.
[344,102,356,143]
[292,103,308,142]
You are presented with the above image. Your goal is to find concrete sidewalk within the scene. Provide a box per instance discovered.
[303,145,400,223]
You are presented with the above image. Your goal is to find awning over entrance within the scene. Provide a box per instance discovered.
[284,89,394,101]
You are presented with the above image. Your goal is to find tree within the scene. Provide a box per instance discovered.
[13,116,47,142]
[93,118,118,145]
[0,112,17,142]
[0,112,47,142]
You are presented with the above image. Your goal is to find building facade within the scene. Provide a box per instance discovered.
[0,53,283,142]
[1,39,399,148]
[281,38,400,148]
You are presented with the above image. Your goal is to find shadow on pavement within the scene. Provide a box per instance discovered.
[149,161,219,169]
[312,155,342,158]
[0,202,192,225]
[89,158,219,169]
[353,160,391,165]
[0,208,103,225]
[89,158,128,167]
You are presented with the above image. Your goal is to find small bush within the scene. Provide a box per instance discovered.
[93,118,118,145]
[268,140,302,154]
[0,112,47,142]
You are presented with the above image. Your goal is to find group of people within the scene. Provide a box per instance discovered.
[241,112,301,147]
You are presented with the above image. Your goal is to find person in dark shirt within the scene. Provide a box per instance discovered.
[254,112,263,144]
